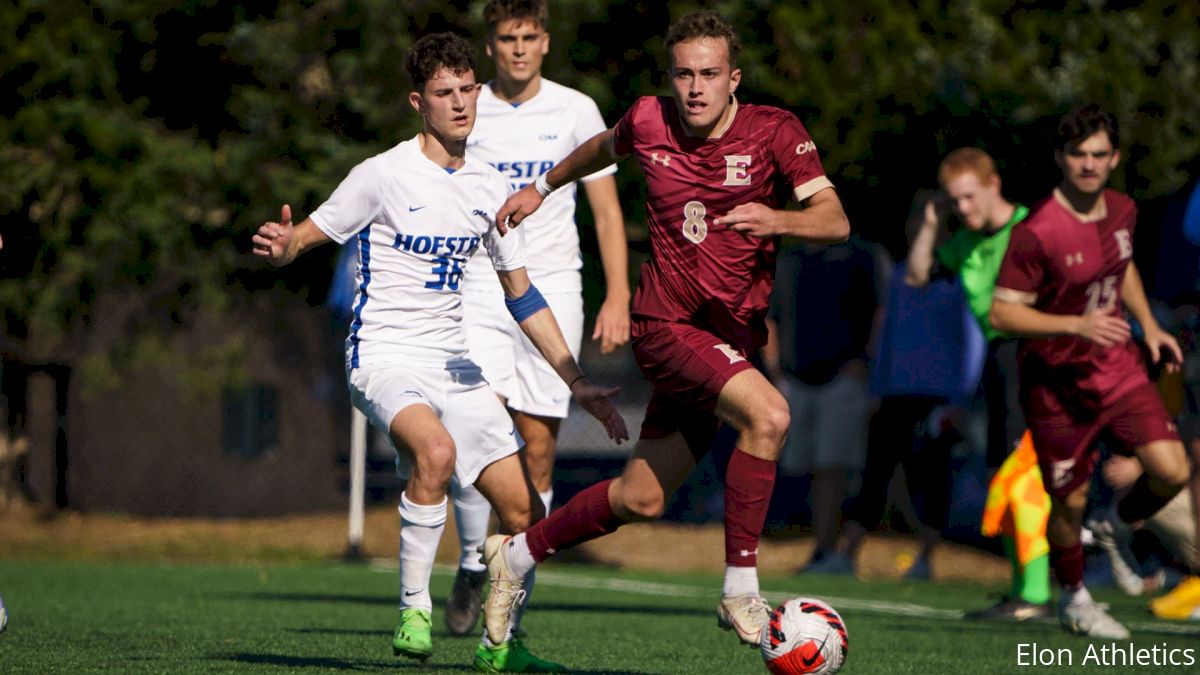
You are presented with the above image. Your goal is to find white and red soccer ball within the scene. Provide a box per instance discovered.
[760,597,848,674]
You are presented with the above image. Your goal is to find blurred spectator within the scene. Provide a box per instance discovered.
[762,235,889,570]
[906,148,1029,470]
[805,197,987,576]
[904,148,1055,619]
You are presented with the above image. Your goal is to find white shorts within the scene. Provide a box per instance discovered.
[779,371,871,475]
[347,359,520,486]
[462,291,584,419]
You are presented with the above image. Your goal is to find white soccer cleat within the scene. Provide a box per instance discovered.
[1087,509,1146,596]
[717,593,771,646]
[1060,596,1130,639]
[481,534,526,645]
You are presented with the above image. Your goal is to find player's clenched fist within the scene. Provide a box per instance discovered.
[252,204,296,266]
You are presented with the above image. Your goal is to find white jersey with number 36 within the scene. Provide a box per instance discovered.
[310,136,525,368]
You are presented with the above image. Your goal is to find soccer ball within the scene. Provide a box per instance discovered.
[0,594,7,633]
[760,597,847,674]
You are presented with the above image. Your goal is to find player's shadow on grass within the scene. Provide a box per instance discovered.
[221,591,395,605]
[219,652,651,674]
[285,627,482,639]
[217,652,473,671]
[532,601,711,618]
[221,593,710,620]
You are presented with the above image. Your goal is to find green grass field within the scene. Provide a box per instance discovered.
[1,559,1199,673]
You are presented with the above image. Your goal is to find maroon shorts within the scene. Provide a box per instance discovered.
[632,319,756,460]
[1028,382,1179,499]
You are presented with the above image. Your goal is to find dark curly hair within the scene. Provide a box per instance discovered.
[1057,103,1120,150]
[406,32,476,91]
[665,10,741,67]
[484,0,548,32]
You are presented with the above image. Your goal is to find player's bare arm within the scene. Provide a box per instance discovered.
[251,204,331,266]
[1120,261,1183,370]
[496,128,628,234]
[713,187,849,242]
[496,266,629,443]
[903,193,950,287]
[582,175,631,354]
[989,298,1131,348]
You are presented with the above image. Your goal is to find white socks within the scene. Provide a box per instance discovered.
[539,489,553,516]
[398,491,447,612]
[504,533,538,579]
[1062,584,1094,608]
[723,565,760,597]
[452,478,490,572]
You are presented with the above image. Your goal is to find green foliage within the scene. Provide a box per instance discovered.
[1,0,1195,385]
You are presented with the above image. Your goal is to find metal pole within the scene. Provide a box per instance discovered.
[345,406,367,560]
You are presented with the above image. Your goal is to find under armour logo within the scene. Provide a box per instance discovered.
[1168,421,1178,434]
[651,152,671,167]
[1064,252,1084,267]
[739,548,758,557]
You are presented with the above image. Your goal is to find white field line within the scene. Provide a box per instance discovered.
[365,558,1200,635]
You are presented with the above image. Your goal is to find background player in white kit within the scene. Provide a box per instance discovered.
[445,0,632,636]
[251,32,626,673]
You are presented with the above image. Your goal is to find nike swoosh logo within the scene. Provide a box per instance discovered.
[408,205,426,212]
[403,590,421,597]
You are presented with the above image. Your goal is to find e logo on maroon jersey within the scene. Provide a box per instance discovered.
[1114,230,1132,260]
[724,155,752,186]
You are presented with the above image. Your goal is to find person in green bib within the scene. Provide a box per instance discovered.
[905,148,1050,621]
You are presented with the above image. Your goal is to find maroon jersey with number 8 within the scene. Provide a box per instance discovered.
[994,189,1147,415]
[612,96,831,351]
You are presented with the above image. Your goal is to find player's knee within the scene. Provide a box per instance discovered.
[1144,443,1192,490]
[615,486,666,521]
[497,505,535,534]
[416,438,456,484]
[1155,458,1191,491]
[751,399,791,447]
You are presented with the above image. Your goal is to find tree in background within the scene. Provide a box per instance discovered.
[0,0,1195,396]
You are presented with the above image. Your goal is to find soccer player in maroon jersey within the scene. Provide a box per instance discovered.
[991,104,1189,638]
[479,10,849,650]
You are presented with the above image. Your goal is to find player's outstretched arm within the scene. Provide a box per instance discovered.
[1121,261,1183,371]
[990,299,1130,347]
[582,175,631,354]
[497,267,629,443]
[252,204,331,266]
[496,129,627,235]
[714,187,849,241]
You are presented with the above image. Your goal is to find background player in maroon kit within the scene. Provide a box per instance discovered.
[991,104,1189,638]
[482,10,849,649]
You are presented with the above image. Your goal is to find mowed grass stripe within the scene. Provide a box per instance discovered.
[374,560,1200,633]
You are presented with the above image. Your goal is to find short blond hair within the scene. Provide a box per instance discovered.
[938,147,997,186]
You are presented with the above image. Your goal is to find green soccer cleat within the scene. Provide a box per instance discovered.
[473,638,568,673]
[392,607,433,660]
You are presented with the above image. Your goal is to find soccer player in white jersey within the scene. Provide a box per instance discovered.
[252,33,627,673]
[444,0,631,636]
